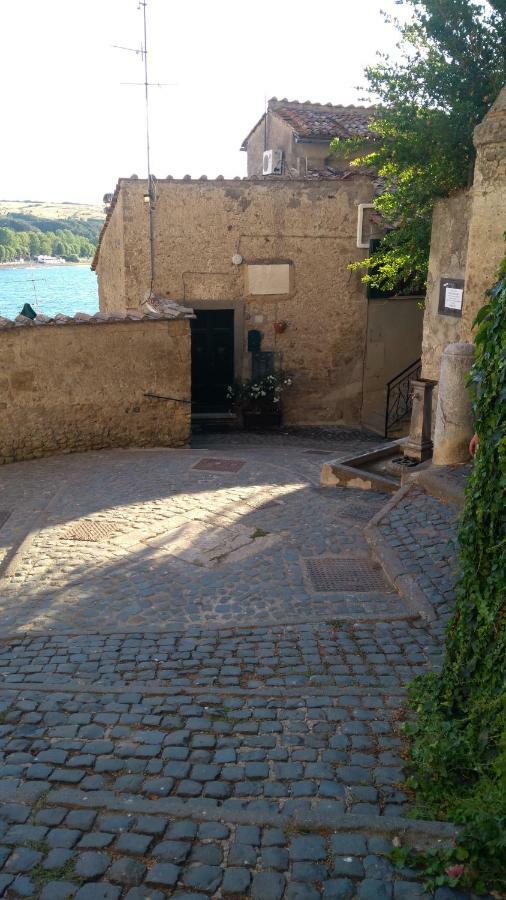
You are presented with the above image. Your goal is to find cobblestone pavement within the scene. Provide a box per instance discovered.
[0,436,475,898]
[0,442,404,635]
[375,488,459,633]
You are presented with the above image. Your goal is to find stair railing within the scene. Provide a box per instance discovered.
[384,358,422,438]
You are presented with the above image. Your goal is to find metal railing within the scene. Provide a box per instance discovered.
[384,358,422,438]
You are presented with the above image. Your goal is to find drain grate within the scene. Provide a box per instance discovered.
[343,503,378,521]
[0,510,12,529]
[62,519,121,542]
[192,457,245,473]
[303,557,389,593]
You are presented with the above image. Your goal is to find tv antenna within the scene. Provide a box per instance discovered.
[28,275,46,312]
[113,1,176,302]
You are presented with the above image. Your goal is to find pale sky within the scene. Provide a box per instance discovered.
[0,0,404,204]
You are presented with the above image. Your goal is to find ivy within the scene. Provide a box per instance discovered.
[402,253,506,893]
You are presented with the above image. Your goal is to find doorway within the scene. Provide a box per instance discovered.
[191,309,235,413]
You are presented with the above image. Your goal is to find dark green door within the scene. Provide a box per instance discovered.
[191,309,234,413]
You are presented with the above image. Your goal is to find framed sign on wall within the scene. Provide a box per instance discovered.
[438,277,464,317]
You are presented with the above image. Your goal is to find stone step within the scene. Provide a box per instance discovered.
[0,790,471,900]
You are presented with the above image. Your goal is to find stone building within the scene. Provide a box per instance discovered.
[240,97,374,176]
[92,171,423,430]
[420,85,506,390]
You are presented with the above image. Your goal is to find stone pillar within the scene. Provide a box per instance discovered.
[433,342,475,465]
[403,379,437,462]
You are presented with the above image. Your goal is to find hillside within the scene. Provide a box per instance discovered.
[0,200,104,221]
[0,200,105,263]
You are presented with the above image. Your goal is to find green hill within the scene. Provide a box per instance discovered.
[0,200,105,263]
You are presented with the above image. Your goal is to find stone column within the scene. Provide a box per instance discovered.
[403,379,437,462]
[433,342,475,465]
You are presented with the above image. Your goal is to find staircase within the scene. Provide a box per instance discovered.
[384,358,421,438]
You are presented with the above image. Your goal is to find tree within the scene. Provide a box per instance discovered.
[333,0,506,293]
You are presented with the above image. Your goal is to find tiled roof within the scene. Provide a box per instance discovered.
[0,303,194,332]
[241,99,375,148]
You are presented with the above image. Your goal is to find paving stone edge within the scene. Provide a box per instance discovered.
[30,787,458,845]
[365,486,437,623]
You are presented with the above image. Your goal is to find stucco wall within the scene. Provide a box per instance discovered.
[95,190,126,314]
[0,319,190,464]
[97,176,378,425]
[362,297,424,434]
[420,190,472,383]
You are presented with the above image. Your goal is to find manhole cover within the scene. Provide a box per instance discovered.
[303,557,390,593]
[0,510,11,529]
[192,457,245,473]
[62,520,121,542]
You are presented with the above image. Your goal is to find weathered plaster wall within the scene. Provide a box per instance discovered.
[98,176,377,424]
[420,190,472,383]
[362,297,424,434]
[95,190,126,314]
[0,320,190,463]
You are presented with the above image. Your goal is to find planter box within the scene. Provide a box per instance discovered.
[243,410,282,431]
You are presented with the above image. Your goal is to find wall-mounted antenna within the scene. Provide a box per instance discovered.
[113,1,176,304]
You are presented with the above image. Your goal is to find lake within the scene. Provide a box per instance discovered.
[0,264,99,320]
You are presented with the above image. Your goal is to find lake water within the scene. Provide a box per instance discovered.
[0,264,99,320]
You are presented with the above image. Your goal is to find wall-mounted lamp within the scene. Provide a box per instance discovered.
[273,320,287,334]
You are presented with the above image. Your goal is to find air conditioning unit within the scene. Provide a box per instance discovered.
[262,149,283,175]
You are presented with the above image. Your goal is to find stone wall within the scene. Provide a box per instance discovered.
[421,86,506,390]
[462,86,506,337]
[95,187,127,314]
[95,175,378,425]
[420,190,472,383]
[0,317,191,464]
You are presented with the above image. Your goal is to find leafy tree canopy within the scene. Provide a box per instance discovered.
[332,0,506,293]
[0,216,99,263]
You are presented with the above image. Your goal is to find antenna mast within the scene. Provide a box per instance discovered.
[140,0,156,302]
[114,1,157,303]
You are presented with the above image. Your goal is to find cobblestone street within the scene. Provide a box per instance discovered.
[0,434,472,899]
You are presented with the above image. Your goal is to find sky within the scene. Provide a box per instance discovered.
[0,0,405,205]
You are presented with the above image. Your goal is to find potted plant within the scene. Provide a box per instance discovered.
[227,371,293,430]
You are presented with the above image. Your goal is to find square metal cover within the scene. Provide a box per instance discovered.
[303,557,389,593]
[62,519,121,542]
[192,457,245,473]
[343,502,377,521]
[0,510,11,529]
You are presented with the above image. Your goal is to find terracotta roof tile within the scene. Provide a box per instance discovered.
[0,303,193,332]
[241,99,375,148]
[273,100,374,140]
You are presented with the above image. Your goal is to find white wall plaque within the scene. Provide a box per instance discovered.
[247,264,290,296]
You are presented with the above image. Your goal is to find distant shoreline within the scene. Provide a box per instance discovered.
[0,260,93,271]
